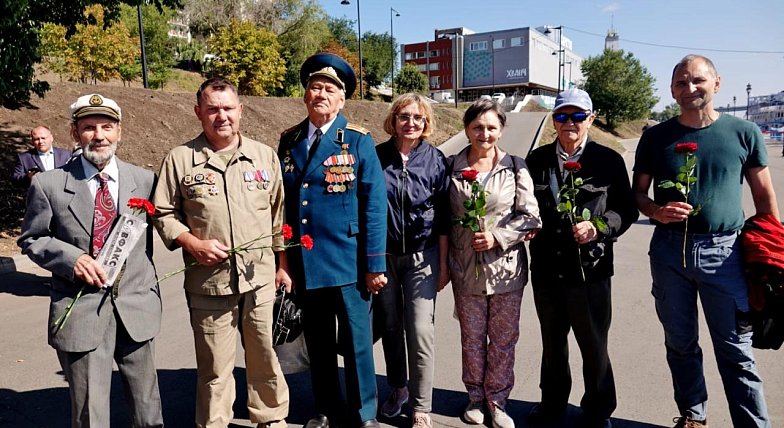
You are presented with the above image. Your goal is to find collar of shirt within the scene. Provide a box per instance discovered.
[81,155,120,203]
[36,149,53,156]
[556,138,587,177]
[307,118,337,148]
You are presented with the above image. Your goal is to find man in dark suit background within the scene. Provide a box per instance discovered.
[276,53,387,428]
[11,125,71,188]
[18,94,163,427]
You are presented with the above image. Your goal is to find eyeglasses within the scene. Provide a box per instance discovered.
[396,114,426,124]
[553,111,591,124]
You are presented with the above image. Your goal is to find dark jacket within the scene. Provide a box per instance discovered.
[376,138,450,255]
[11,147,72,188]
[278,114,387,288]
[526,140,638,284]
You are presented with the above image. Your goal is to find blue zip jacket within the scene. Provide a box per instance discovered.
[376,138,450,255]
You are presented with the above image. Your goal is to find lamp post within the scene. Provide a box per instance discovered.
[544,26,564,93]
[137,5,148,88]
[564,60,573,88]
[341,0,363,99]
[746,83,752,120]
[733,95,736,117]
[390,7,399,97]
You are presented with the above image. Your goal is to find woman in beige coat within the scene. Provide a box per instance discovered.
[447,99,541,428]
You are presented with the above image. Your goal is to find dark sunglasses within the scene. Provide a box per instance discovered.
[553,111,591,123]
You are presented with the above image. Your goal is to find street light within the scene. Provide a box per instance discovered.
[733,95,737,117]
[564,60,573,88]
[137,5,148,88]
[341,0,363,99]
[544,25,564,93]
[390,7,400,97]
[746,83,752,120]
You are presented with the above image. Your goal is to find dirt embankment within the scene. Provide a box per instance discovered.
[0,81,465,256]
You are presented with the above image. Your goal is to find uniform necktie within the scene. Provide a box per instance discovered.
[308,129,322,161]
[91,172,117,257]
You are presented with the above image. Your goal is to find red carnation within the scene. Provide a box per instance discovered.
[564,161,582,172]
[462,169,479,182]
[300,235,314,251]
[281,224,293,240]
[127,198,155,216]
[674,142,698,154]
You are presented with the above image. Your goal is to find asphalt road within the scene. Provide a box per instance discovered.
[1,137,783,427]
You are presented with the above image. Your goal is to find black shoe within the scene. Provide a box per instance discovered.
[358,419,380,428]
[305,415,329,428]
[582,417,612,428]
[527,403,566,425]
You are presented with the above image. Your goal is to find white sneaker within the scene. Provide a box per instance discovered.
[411,412,432,428]
[464,401,485,424]
[490,402,515,428]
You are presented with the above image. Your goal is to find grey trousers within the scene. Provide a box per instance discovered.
[57,309,162,428]
[375,246,438,413]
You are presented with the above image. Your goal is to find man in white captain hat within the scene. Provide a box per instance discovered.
[277,53,387,428]
[18,93,163,427]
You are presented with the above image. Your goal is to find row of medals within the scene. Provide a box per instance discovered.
[324,144,355,193]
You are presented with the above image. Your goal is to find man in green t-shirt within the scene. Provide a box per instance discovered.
[633,54,779,428]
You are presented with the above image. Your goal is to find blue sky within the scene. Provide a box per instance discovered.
[317,0,784,111]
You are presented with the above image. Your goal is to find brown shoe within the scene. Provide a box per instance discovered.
[672,416,708,428]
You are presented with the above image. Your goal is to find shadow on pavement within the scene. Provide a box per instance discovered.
[0,270,49,297]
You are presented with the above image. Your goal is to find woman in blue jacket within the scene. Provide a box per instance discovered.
[374,93,450,427]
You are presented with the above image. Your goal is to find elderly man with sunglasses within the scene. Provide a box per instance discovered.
[525,88,638,428]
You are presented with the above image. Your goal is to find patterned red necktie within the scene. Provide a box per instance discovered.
[91,172,117,257]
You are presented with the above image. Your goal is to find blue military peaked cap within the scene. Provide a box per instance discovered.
[300,52,357,98]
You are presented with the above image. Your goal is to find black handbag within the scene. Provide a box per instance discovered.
[272,287,304,346]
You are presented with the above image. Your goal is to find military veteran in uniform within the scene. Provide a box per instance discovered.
[276,53,387,428]
[18,94,163,427]
[152,77,288,428]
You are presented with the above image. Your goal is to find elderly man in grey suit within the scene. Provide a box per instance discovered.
[18,93,163,428]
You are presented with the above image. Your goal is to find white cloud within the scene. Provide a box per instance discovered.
[602,2,620,13]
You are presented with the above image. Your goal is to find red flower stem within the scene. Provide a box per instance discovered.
[568,172,586,282]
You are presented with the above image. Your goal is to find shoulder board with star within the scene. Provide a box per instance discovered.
[280,124,299,138]
[345,123,370,135]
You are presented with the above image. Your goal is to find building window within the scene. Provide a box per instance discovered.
[493,38,505,49]
[415,51,426,59]
[428,62,439,71]
[469,41,487,51]
[510,37,523,47]
[430,76,441,88]
[416,64,427,71]
[405,52,414,60]
[430,49,439,57]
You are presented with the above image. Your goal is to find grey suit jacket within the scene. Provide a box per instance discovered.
[18,157,162,353]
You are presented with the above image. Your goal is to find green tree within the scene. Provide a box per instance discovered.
[581,49,658,128]
[395,63,428,95]
[327,16,357,52]
[66,4,137,84]
[650,102,681,122]
[208,19,286,96]
[274,0,330,96]
[119,3,176,88]
[38,21,69,79]
[360,31,395,89]
[0,0,49,108]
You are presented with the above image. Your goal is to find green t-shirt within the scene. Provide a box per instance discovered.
[634,114,768,233]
